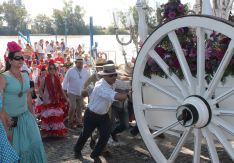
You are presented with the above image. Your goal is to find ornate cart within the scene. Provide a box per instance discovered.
[132,0,234,162]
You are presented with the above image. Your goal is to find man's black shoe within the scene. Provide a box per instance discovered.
[111,133,118,142]
[157,133,165,139]
[90,154,102,163]
[74,151,82,159]
[130,126,139,136]
[90,139,96,149]
[102,150,112,158]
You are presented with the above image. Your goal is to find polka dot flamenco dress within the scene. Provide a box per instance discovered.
[0,95,19,163]
[0,122,19,163]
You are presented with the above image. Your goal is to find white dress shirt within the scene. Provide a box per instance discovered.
[36,44,44,53]
[62,67,90,95]
[88,78,117,115]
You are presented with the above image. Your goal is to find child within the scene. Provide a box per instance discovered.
[0,90,19,162]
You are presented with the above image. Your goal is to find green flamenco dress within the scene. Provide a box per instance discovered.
[3,71,47,163]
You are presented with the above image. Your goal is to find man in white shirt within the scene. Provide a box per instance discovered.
[63,56,90,128]
[74,64,129,162]
[45,40,55,55]
[36,39,45,59]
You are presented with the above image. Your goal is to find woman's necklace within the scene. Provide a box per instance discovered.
[10,71,23,97]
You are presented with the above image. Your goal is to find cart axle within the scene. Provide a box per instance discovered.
[176,95,212,128]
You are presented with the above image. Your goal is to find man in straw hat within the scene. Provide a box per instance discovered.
[63,55,90,128]
[82,58,106,97]
[74,64,130,162]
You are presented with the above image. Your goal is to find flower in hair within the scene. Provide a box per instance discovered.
[40,59,44,63]
[49,59,55,65]
[7,41,22,53]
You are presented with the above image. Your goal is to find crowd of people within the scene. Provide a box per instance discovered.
[0,39,143,163]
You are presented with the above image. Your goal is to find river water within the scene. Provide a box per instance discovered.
[0,35,137,65]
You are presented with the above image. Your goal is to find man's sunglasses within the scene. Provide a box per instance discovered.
[108,74,118,78]
[75,61,83,64]
[13,56,24,61]
[49,67,56,70]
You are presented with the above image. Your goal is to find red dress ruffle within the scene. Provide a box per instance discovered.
[36,102,68,137]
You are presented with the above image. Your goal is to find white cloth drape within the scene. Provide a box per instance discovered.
[202,0,214,16]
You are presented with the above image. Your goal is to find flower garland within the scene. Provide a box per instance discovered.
[162,0,188,21]
[144,0,234,83]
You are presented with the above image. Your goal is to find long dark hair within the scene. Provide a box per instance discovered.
[5,52,16,72]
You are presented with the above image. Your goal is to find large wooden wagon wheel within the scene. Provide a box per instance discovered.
[132,15,234,163]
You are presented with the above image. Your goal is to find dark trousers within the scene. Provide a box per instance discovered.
[111,103,129,135]
[74,109,111,157]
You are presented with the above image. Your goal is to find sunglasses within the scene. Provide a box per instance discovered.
[108,74,118,78]
[13,56,24,61]
[49,67,56,70]
[75,61,83,64]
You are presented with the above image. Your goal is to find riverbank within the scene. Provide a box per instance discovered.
[0,35,137,65]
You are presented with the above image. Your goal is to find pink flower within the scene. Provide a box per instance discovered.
[168,12,176,19]
[176,28,185,35]
[155,47,166,58]
[215,48,225,60]
[221,37,230,44]
[147,57,156,66]
[190,64,196,71]
[205,62,212,70]
[189,48,197,57]
[177,4,184,13]
[170,59,180,69]
[210,31,216,38]
[150,64,159,72]
[7,41,22,53]
[205,47,212,59]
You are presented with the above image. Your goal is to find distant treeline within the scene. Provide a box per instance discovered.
[0,0,131,35]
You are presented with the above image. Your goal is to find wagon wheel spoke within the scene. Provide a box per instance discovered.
[204,40,234,99]
[211,88,234,104]
[196,27,206,95]
[193,129,202,163]
[208,124,234,160]
[202,128,220,163]
[141,104,177,111]
[169,127,192,162]
[141,76,184,103]
[214,108,234,116]
[152,121,180,137]
[148,49,189,97]
[212,116,234,136]
[168,31,195,94]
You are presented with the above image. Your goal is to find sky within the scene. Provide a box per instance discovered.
[21,0,194,27]
[22,0,137,27]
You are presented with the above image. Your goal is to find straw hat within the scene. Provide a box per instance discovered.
[98,64,117,76]
[75,55,83,62]
[95,58,106,67]
[117,62,134,77]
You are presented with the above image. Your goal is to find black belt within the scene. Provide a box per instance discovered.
[87,108,107,116]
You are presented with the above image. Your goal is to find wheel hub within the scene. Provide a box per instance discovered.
[176,95,212,128]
